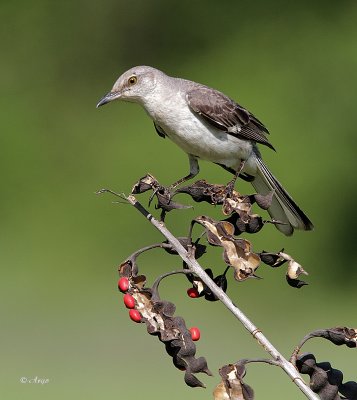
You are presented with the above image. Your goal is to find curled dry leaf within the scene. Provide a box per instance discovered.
[296,353,357,400]
[194,216,261,281]
[118,257,211,388]
[213,361,254,400]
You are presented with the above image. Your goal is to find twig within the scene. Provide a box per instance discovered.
[238,358,281,368]
[289,329,338,365]
[125,194,319,400]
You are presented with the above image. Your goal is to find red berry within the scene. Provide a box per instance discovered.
[129,309,142,323]
[187,287,199,298]
[118,277,129,292]
[123,293,136,309]
[189,327,201,341]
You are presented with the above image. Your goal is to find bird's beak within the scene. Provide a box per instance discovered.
[96,91,121,108]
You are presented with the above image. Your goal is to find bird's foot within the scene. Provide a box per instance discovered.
[222,160,245,200]
[223,180,235,199]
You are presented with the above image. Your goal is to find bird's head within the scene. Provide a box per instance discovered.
[96,66,162,108]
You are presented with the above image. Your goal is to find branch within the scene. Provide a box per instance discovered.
[125,194,319,400]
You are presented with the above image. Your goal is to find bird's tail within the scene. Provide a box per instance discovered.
[250,156,313,236]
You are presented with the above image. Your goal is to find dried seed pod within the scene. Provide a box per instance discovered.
[296,353,357,399]
[214,361,254,400]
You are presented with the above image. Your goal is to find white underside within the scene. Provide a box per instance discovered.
[142,88,258,175]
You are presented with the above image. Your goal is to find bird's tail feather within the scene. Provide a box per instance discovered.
[251,156,313,236]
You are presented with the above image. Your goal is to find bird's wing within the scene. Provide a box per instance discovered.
[186,86,275,150]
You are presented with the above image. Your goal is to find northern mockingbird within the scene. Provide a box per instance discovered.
[97,66,313,236]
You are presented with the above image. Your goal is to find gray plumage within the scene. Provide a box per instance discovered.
[97,66,313,236]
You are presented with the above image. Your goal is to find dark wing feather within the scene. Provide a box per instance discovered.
[154,122,166,138]
[186,86,275,150]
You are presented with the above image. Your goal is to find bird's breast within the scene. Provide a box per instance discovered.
[150,97,254,170]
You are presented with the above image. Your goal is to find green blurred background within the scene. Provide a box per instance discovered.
[1,1,356,399]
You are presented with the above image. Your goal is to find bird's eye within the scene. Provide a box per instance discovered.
[128,76,137,85]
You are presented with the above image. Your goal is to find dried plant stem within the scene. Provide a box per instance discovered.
[125,194,319,400]
[289,330,328,365]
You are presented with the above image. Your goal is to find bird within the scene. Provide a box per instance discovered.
[96,66,313,236]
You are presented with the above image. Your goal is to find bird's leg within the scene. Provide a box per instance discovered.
[168,172,196,190]
[168,155,199,190]
[225,160,245,198]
